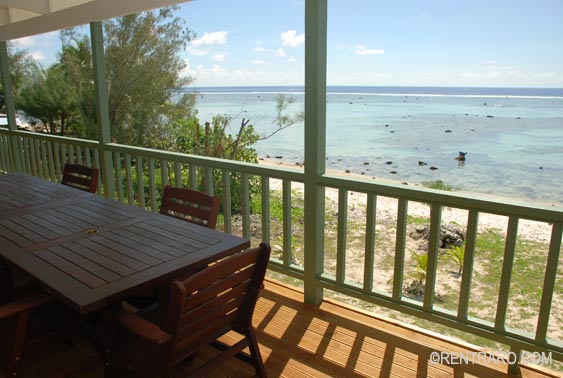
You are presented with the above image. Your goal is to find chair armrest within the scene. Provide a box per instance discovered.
[116,312,171,345]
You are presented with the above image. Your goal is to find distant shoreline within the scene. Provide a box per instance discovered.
[259,157,563,210]
[183,85,563,99]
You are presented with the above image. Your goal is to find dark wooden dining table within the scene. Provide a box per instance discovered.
[0,173,250,315]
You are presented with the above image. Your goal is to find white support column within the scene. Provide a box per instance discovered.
[0,41,22,172]
[303,0,327,305]
[90,21,115,198]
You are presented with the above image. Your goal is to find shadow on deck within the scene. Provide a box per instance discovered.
[1,279,561,377]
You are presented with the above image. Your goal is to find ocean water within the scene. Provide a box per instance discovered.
[186,86,563,205]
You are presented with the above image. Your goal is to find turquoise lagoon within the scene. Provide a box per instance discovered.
[187,86,563,205]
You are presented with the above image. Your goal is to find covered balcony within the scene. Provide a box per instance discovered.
[1,0,562,376]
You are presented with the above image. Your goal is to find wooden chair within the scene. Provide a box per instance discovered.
[0,287,51,377]
[103,243,271,378]
[61,163,99,193]
[159,185,220,229]
[124,186,220,310]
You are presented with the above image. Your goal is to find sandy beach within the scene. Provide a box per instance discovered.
[254,158,562,344]
[261,158,557,242]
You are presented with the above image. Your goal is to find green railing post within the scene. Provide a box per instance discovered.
[90,21,115,199]
[0,41,23,172]
[303,0,327,305]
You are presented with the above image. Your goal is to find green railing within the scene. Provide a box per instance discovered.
[1,128,562,367]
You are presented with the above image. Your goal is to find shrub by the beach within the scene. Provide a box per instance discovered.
[146,115,260,213]
[422,180,455,191]
[445,245,465,274]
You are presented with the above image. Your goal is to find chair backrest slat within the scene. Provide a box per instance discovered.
[159,185,220,229]
[177,296,243,342]
[178,281,248,334]
[61,163,99,193]
[162,243,271,363]
[180,265,254,313]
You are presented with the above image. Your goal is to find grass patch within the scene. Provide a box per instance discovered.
[422,179,455,191]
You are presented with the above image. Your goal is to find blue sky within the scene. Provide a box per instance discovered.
[13,0,563,87]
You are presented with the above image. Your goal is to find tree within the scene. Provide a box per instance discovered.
[145,115,260,212]
[15,6,195,142]
[103,7,196,145]
[57,32,98,139]
[0,43,38,112]
[17,65,76,135]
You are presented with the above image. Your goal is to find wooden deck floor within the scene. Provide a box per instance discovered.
[1,279,561,378]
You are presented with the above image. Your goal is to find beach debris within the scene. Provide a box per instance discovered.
[390,171,397,174]
[444,129,452,133]
[363,162,370,165]
[454,151,467,161]
[361,172,365,175]
[385,161,393,165]
[390,131,395,133]
[539,166,543,169]
[402,182,408,185]
[430,166,438,170]
[516,117,521,119]
[483,102,487,106]
[266,154,270,158]
[385,124,389,127]
[486,115,494,118]
[275,155,283,159]
[345,169,350,173]
[418,161,427,166]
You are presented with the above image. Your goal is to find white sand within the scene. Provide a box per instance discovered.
[261,159,556,242]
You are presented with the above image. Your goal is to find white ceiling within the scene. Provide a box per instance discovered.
[0,0,192,41]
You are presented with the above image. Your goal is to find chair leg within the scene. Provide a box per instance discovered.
[247,328,267,378]
[8,311,30,378]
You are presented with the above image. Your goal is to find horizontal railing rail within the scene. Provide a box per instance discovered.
[1,129,562,366]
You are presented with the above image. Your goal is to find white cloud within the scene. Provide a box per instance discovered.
[288,57,297,62]
[191,31,228,47]
[187,47,209,56]
[30,51,45,61]
[252,59,265,65]
[281,30,305,47]
[461,73,478,78]
[354,46,385,56]
[253,40,267,52]
[334,44,345,51]
[187,31,228,57]
[211,64,228,77]
[212,53,226,62]
[275,48,286,58]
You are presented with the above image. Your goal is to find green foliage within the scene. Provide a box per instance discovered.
[0,42,38,101]
[15,6,195,143]
[421,179,454,191]
[411,251,428,283]
[145,115,260,212]
[444,245,465,273]
[103,7,196,145]
[17,65,76,134]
